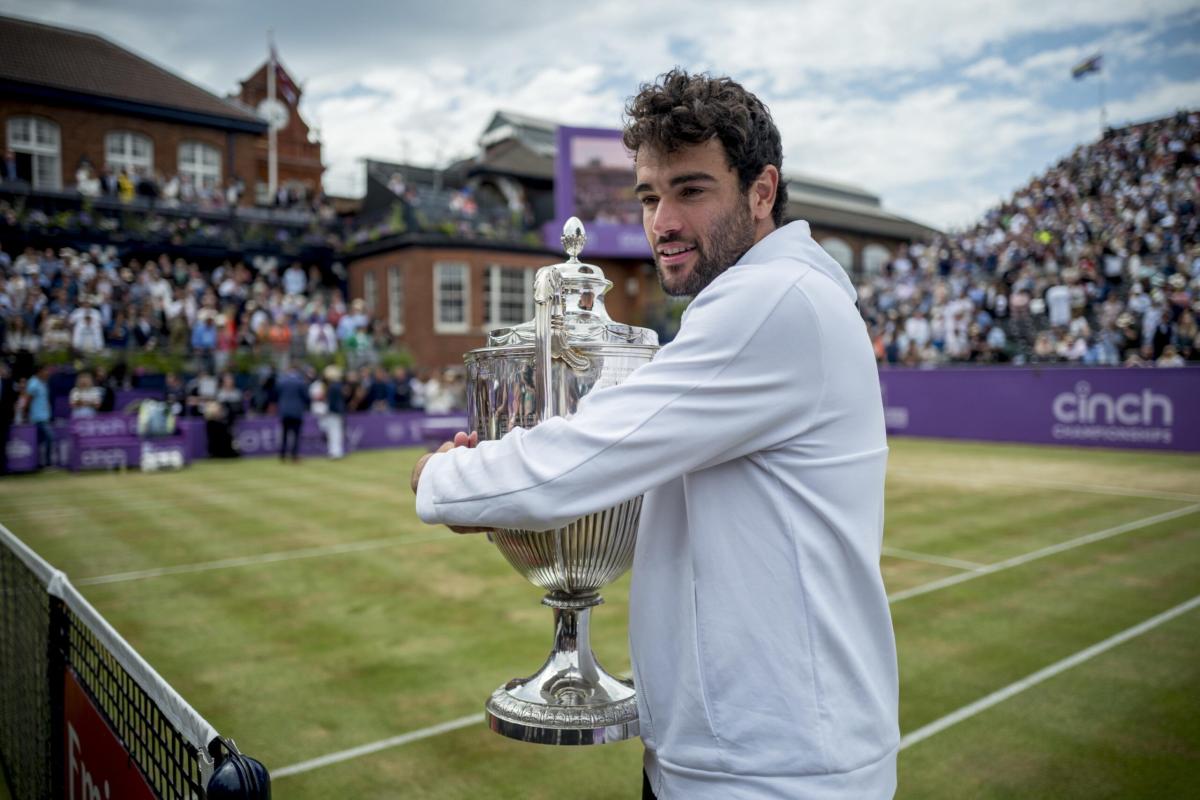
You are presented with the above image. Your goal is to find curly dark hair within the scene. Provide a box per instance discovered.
[623,69,787,227]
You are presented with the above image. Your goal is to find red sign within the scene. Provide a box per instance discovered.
[64,668,158,800]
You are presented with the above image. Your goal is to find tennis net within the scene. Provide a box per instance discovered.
[0,523,267,799]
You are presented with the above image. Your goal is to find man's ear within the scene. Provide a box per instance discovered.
[749,165,779,223]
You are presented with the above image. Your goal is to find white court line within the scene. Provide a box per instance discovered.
[271,503,1200,779]
[272,714,485,779]
[899,593,1200,750]
[75,532,459,585]
[888,503,1200,603]
[881,546,983,571]
[889,470,1200,504]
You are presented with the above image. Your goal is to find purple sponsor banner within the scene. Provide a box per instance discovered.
[878,366,1200,451]
[232,412,469,458]
[69,413,139,438]
[5,425,38,472]
[546,126,650,259]
[178,418,209,461]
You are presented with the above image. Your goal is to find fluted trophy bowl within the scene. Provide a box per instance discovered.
[464,218,658,745]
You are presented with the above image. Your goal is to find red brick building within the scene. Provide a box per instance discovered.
[0,15,266,200]
[347,240,658,369]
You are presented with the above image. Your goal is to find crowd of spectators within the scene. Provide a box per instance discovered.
[0,238,476,433]
[0,243,396,372]
[857,111,1199,367]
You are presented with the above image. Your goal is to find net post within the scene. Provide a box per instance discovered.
[46,594,68,800]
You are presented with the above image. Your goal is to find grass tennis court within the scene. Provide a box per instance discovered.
[1,438,1198,798]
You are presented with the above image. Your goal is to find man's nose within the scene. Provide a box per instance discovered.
[651,199,682,240]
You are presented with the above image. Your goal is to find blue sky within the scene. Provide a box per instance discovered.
[5,0,1199,229]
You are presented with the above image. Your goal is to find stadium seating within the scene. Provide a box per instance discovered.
[857,111,1198,366]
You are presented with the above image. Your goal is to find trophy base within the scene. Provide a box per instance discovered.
[485,676,639,746]
[484,596,639,745]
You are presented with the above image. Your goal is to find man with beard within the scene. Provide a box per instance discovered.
[411,70,897,798]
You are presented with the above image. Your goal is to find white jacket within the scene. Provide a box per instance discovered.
[417,221,898,798]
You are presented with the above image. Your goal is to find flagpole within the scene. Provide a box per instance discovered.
[1098,69,1107,137]
[267,30,278,203]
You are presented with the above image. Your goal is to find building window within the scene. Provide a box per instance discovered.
[177,140,221,190]
[388,266,405,334]
[820,237,854,273]
[6,116,61,190]
[434,262,469,333]
[863,244,891,276]
[105,131,154,177]
[484,266,534,328]
[363,271,378,317]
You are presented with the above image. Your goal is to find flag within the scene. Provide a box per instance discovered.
[1071,54,1102,80]
[269,43,299,105]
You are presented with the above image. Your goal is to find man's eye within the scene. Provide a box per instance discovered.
[639,196,658,207]
[681,187,702,197]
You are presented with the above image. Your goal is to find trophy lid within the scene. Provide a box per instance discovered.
[481,218,657,349]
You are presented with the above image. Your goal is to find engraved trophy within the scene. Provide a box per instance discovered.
[464,218,659,745]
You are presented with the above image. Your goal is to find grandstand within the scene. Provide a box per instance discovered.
[859,111,1199,367]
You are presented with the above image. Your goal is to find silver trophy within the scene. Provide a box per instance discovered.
[464,218,659,745]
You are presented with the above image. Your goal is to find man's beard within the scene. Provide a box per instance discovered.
[655,199,756,297]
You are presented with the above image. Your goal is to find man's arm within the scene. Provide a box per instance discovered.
[414,271,827,532]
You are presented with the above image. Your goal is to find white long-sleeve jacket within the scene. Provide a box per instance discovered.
[417,221,899,799]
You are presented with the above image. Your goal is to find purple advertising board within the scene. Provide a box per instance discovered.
[231,412,469,458]
[544,126,650,258]
[4,370,1195,476]
[878,366,1199,451]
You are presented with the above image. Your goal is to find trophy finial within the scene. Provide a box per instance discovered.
[561,217,587,260]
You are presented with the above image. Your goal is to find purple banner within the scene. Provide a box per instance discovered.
[547,126,649,258]
[5,425,38,472]
[232,412,469,458]
[878,367,1199,451]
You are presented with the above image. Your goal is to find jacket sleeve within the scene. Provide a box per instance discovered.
[416,271,827,531]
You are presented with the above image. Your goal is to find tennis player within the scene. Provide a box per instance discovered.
[413,69,898,799]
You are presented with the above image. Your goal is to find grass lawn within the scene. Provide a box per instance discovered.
[1,438,1197,798]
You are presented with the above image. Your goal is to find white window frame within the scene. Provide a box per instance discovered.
[434,262,470,334]
[388,266,405,335]
[7,116,61,190]
[485,265,534,328]
[105,131,154,177]
[177,140,222,190]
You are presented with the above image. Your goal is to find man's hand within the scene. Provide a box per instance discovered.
[411,431,490,534]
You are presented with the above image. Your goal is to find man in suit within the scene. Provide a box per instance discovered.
[276,366,309,462]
